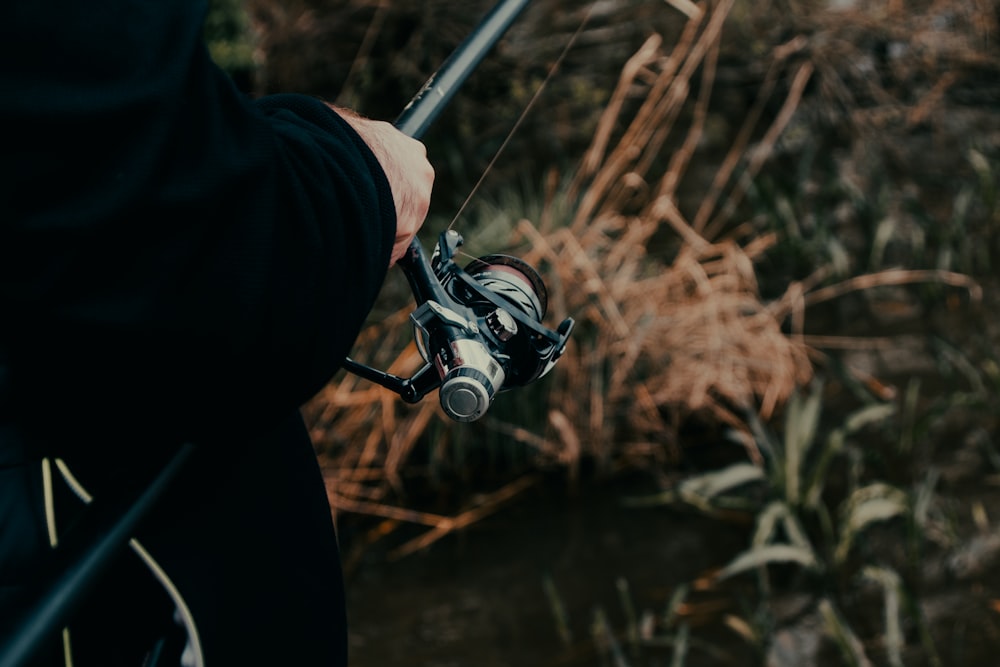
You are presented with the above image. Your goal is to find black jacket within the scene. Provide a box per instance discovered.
[0,1,396,665]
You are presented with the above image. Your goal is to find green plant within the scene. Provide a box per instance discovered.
[619,381,951,664]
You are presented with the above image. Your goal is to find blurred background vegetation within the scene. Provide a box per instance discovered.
[207,0,999,664]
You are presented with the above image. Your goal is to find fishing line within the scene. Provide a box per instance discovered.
[447,1,597,236]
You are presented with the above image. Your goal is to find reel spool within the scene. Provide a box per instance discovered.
[448,253,553,388]
[463,255,547,324]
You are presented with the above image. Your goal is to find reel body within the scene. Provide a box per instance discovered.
[343,230,574,421]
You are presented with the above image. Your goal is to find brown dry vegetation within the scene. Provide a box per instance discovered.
[238,0,1000,562]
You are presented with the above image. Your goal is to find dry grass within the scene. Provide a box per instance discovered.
[302,0,989,549]
[308,0,808,542]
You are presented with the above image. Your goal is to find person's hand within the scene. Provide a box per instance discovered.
[329,106,434,266]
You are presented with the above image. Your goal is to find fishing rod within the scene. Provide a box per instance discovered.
[0,1,572,664]
[394,0,532,140]
[343,0,575,422]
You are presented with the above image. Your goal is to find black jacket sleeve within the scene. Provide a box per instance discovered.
[0,0,397,450]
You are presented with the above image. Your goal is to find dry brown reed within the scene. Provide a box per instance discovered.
[307,0,987,549]
[547,0,816,441]
[308,0,807,541]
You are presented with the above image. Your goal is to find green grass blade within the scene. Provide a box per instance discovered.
[785,387,822,505]
[752,501,788,548]
[862,566,904,667]
[835,484,909,564]
[663,584,690,629]
[670,622,690,667]
[805,403,894,508]
[543,574,573,646]
[819,598,873,667]
[717,544,818,580]
[678,463,766,510]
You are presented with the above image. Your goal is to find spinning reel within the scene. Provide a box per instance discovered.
[343,230,574,421]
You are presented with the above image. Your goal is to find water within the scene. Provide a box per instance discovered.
[343,477,752,666]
